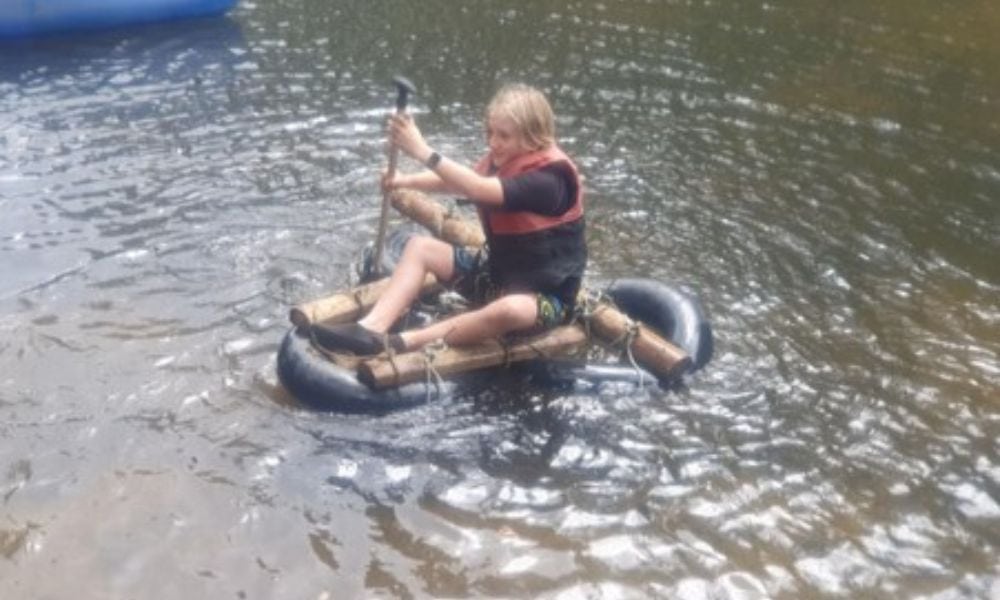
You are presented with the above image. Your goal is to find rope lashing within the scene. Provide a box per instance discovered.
[621,318,646,389]
[611,317,644,388]
[500,337,512,368]
[574,288,602,340]
[385,349,402,389]
[381,332,397,357]
[307,326,326,355]
[430,207,445,238]
[583,288,648,389]
[421,339,447,401]
[351,288,366,314]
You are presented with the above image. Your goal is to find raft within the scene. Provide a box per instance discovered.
[277,191,713,413]
[0,0,237,38]
[278,276,713,412]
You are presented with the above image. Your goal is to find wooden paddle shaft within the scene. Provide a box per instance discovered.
[371,148,399,271]
[372,77,417,274]
[289,273,437,328]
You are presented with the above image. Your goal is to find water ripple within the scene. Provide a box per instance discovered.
[2,0,999,598]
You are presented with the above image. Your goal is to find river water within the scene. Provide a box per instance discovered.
[2,1,998,598]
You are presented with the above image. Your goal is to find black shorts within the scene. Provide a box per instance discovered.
[450,246,571,330]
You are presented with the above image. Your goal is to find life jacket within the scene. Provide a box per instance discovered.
[473,145,584,235]
[471,145,587,299]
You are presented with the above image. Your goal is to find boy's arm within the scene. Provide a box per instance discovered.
[394,170,452,193]
[388,114,504,206]
[422,152,504,207]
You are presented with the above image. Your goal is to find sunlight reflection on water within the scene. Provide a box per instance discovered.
[2,0,999,598]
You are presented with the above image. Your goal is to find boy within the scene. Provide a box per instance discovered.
[314,83,587,355]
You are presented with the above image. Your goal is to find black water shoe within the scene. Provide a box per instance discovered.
[311,323,405,356]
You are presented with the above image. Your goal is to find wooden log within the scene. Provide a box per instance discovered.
[358,325,588,389]
[390,189,485,248]
[586,302,692,380]
[289,274,438,328]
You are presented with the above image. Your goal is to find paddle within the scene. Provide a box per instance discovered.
[371,76,417,276]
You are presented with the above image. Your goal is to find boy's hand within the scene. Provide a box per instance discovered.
[380,167,400,192]
[387,114,431,162]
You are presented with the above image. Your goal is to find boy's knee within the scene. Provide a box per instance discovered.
[402,235,432,256]
[491,294,537,327]
[398,235,454,280]
[402,235,443,263]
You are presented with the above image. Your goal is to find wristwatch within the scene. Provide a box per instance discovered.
[425,151,442,169]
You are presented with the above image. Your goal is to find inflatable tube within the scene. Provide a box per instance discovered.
[0,0,237,38]
[606,278,713,371]
[277,327,465,413]
[277,277,713,413]
[515,279,713,390]
[279,225,712,412]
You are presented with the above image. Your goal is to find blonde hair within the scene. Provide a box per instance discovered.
[486,83,555,151]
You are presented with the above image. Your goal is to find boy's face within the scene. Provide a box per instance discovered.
[485,113,529,168]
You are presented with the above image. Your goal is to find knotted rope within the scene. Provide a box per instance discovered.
[429,206,446,239]
[577,286,648,389]
[620,318,645,389]
[420,339,448,401]
[572,287,601,340]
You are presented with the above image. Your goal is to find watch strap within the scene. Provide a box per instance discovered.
[425,151,442,169]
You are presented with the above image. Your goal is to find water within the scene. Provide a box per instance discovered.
[2,1,998,598]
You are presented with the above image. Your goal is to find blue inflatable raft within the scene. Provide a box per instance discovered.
[0,0,237,38]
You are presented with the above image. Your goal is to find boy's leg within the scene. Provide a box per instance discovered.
[400,292,538,350]
[359,236,456,333]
